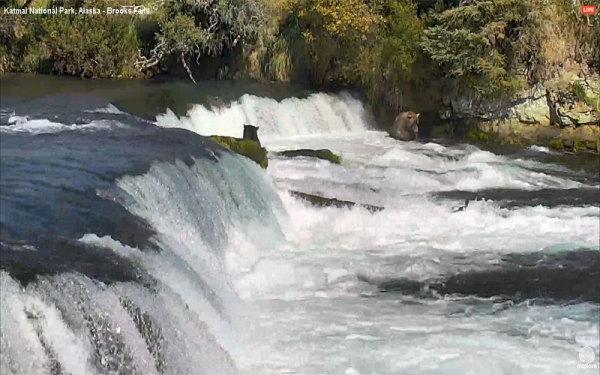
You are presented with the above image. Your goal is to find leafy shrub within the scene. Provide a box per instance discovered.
[40,0,142,78]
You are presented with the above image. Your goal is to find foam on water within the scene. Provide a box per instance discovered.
[84,103,126,115]
[1,115,126,134]
[528,145,559,154]
[0,272,99,375]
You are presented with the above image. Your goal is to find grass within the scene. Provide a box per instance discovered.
[572,82,600,111]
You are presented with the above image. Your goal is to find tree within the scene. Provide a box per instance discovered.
[278,0,382,83]
[357,0,425,108]
[136,0,266,83]
[420,0,528,100]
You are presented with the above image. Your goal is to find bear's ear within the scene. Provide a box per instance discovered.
[416,113,420,119]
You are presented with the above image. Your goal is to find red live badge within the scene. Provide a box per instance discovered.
[582,5,597,14]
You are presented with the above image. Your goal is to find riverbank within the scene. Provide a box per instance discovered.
[434,71,600,153]
[0,0,600,152]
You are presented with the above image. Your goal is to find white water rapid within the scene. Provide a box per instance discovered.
[152,92,599,375]
[1,91,597,375]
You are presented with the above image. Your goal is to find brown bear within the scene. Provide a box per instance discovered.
[388,111,420,141]
[243,124,261,146]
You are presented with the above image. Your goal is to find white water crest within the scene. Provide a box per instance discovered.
[155,92,371,138]
[1,115,126,134]
[84,103,126,115]
[528,145,559,154]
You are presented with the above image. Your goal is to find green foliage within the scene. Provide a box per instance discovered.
[573,136,587,152]
[1,0,266,79]
[1,0,598,124]
[467,127,491,142]
[40,0,142,78]
[421,0,528,100]
[0,12,45,73]
[272,0,382,84]
[572,82,600,111]
[260,0,427,113]
[572,82,588,102]
[548,138,565,151]
[261,33,293,81]
[138,0,266,80]
[0,0,142,77]
[357,0,426,108]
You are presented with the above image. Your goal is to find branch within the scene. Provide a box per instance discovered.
[180,52,197,84]
[135,40,166,70]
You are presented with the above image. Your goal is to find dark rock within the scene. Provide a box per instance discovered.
[276,149,341,164]
[362,249,600,304]
[289,191,383,212]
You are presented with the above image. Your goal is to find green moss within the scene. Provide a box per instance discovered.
[596,134,600,154]
[210,136,268,169]
[277,149,341,164]
[467,127,491,142]
[548,138,565,151]
[573,135,588,152]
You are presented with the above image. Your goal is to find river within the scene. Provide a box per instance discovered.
[1,75,598,375]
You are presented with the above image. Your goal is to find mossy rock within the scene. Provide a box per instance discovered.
[548,138,565,151]
[467,127,492,142]
[209,136,268,169]
[290,191,383,213]
[276,149,341,164]
[573,136,588,153]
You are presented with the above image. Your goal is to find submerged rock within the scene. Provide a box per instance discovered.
[289,191,383,212]
[276,149,341,164]
[362,249,600,304]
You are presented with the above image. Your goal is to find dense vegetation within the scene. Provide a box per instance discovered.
[1,0,599,113]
